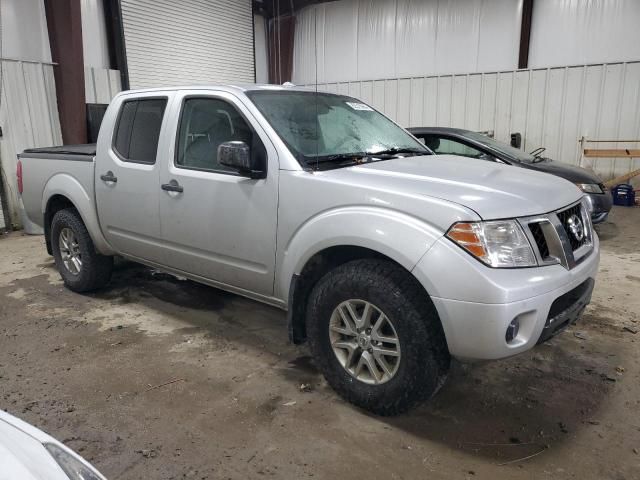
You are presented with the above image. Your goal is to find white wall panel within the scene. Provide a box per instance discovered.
[464,74,482,131]
[530,0,640,69]
[0,60,62,226]
[323,1,358,83]
[357,0,397,81]
[434,0,481,76]
[121,0,254,89]
[395,1,437,78]
[292,0,522,84]
[0,197,5,230]
[80,0,111,68]
[477,0,522,72]
[0,0,51,63]
[308,62,640,182]
[254,14,269,84]
[84,67,123,103]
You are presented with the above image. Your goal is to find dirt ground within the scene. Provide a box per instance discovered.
[1,207,639,480]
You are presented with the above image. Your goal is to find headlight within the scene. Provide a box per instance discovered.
[44,443,105,480]
[446,220,537,268]
[576,183,604,194]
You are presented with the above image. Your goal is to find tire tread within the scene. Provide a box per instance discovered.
[306,258,450,416]
[51,208,113,292]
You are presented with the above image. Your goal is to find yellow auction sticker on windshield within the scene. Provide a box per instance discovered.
[345,102,373,111]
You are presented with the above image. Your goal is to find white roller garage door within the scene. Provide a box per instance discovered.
[120,0,255,89]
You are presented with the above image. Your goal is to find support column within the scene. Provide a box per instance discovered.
[518,0,534,69]
[44,0,87,144]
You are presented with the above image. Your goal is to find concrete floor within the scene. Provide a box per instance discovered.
[0,206,639,479]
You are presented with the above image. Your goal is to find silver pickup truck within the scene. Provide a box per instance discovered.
[18,85,599,415]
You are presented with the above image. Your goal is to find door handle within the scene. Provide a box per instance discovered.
[100,171,117,183]
[161,180,184,193]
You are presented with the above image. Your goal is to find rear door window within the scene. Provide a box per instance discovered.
[113,98,167,164]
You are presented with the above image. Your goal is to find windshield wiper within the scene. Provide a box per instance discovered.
[529,147,547,162]
[308,147,428,170]
[369,147,428,157]
[307,152,369,164]
[308,152,369,167]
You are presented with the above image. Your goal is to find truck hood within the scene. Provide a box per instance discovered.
[339,154,583,219]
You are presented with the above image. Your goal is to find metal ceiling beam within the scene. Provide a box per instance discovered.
[253,0,338,19]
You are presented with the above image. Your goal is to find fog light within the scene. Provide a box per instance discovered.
[506,318,520,343]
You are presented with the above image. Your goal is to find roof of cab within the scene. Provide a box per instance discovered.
[407,126,472,136]
[116,83,326,97]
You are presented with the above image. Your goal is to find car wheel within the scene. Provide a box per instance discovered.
[306,258,450,415]
[51,208,113,292]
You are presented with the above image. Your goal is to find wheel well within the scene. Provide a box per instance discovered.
[44,195,75,255]
[288,246,406,344]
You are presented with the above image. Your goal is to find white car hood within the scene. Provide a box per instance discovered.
[0,416,68,480]
[0,410,105,480]
[345,155,583,219]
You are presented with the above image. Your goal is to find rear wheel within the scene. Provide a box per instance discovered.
[306,259,450,416]
[51,208,113,292]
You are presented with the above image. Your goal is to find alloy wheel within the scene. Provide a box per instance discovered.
[59,227,82,275]
[328,299,401,385]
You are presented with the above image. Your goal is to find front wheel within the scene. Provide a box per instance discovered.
[51,208,113,292]
[306,259,450,416]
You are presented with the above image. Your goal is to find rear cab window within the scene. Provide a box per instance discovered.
[113,98,167,164]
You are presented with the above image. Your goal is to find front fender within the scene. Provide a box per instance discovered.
[42,174,115,255]
[276,206,444,301]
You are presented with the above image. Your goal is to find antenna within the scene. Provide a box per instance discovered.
[314,4,319,171]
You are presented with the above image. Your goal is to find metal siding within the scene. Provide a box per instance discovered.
[0,60,62,226]
[307,61,640,181]
[292,0,523,84]
[451,75,467,131]
[120,0,254,89]
[0,199,5,230]
[84,67,123,104]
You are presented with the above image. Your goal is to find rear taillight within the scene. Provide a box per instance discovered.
[17,160,23,194]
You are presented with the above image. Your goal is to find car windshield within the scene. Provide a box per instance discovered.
[246,90,429,169]
[463,131,538,163]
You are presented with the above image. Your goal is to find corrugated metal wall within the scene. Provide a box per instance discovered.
[312,62,640,181]
[293,0,523,84]
[84,67,122,103]
[0,59,62,227]
[120,0,255,89]
[0,184,6,230]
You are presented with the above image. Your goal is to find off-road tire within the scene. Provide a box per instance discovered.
[306,258,450,416]
[51,208,113,292]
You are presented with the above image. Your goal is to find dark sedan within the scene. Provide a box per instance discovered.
[408,127,612,223]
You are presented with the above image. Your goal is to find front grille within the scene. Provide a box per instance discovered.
[528,222,549,258]
[521,200,593,270]
[556,204,588,250]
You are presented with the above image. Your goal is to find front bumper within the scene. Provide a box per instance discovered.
[412,233,600,361]
[536,277,594,344]
[586,192,612,223]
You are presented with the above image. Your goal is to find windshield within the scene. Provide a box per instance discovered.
[246,90,429,168]
[463,131,538,163]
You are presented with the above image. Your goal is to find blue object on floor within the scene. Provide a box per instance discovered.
[611,184,636,206]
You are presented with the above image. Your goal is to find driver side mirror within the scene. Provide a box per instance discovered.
[218,141,266,179]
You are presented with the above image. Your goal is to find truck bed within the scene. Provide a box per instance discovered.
[21,144,96,160]
[18,145,97,231]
